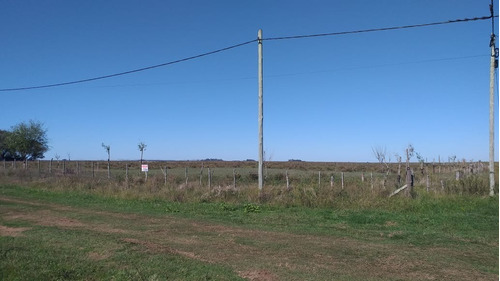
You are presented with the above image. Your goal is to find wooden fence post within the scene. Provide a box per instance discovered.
[318,171,321,189]
[405,167,412,197]
[208,168,211,190]
[341,172,344,190]
[164,167,167,186]
[199,165,204,187]
[426,174,430,192]
[286,170,290,190]
[438,156,441,174]
[330,175,334,188]
[125,164,128,183]
[233,168,236,189]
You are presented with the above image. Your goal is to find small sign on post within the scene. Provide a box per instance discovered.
[142,164,149,181]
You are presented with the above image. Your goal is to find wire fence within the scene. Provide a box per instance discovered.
[1,159,496,198]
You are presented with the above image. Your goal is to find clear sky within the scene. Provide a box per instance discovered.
[1,0,498,162]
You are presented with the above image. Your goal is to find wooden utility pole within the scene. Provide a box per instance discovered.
[489,0,497,196]
[258,29,264,191]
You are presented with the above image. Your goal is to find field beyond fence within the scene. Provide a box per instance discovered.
[1,159,497,207]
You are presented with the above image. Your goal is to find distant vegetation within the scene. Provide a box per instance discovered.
[0,120,48,161]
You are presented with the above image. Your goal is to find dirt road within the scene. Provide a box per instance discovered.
[0,195,495,280]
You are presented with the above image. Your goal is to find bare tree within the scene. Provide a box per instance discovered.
[102,143,110,179]
[372,145,391,189]
[372,146,389,173]
[138,142,147,164]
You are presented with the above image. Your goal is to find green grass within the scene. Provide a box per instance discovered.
[0,184,498,280]
[1,228,243,281]
[1,184,497,246]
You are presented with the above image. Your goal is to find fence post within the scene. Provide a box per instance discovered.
[287,170,290,190]
[341,172,344,190]
[233,168,236,189]
[370,172,373,190]
[330,175,334,188]
[125,163,128,183]
[208,168,212,190]
[185,167,188,186]
[199,165,204,187]
[49,159,52,174]
[164,166,167,186]
[318,171,321,189]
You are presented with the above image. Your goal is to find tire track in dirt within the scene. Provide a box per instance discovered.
[0,195,495,281]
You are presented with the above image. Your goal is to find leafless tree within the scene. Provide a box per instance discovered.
[372,146,389,173]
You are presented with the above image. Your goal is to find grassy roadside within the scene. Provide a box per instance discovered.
[1,184,498,280]
[2,184,496,246]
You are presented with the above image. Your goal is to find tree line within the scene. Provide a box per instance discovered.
[0,120,49,161]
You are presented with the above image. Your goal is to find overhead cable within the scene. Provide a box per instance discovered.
[264,15,497,41]
[0,39,256,92]
[1,15,496,92]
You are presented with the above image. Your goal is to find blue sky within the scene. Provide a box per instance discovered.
[1,0,498,162]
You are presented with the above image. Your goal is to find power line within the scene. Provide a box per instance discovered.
[264,15,497,41]
[1,15,496,92]
[0,39,256,92]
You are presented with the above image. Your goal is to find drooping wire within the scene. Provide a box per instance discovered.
[264,15,497,41]
[0,39,256,92]
[1,15,497,92]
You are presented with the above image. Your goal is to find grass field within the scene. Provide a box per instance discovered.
[0,183,498,280]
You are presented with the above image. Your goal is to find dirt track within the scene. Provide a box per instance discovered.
[0,195,496,281]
